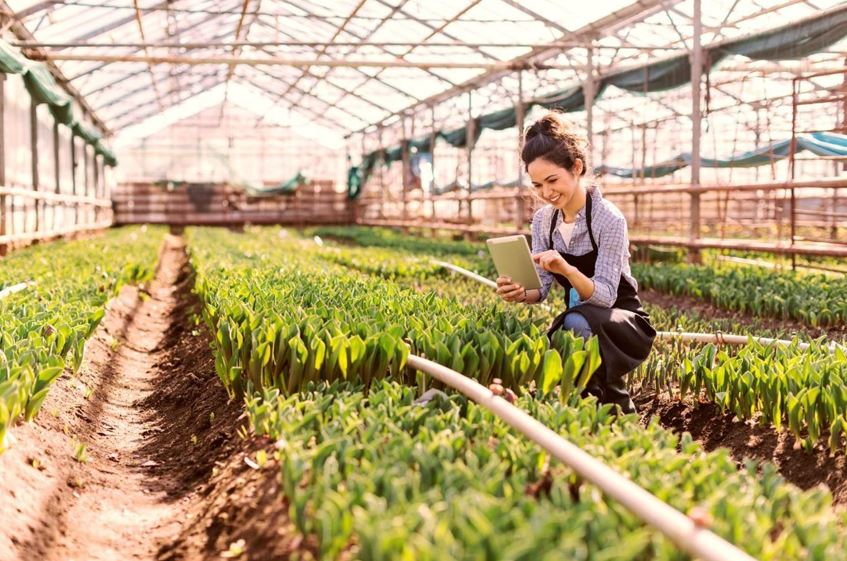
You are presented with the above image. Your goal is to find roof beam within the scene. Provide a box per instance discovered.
[109,73,227,129]
[33,52,553,69]
[14,40,684,50]
[219,0,258,122]
[0,0,111,134]
[100,69,224,113]
[253,16,428,101]
[268,0,367,104]
[132,0,164,112]
[349,0,676,135]
[275,0,487,128]
[63,4,231,83]
[241,75,367,130]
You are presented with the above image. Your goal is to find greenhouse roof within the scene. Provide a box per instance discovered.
[3,0,847,140]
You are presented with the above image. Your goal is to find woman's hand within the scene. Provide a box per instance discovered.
[532,250,573,277]
[496,276,526,303]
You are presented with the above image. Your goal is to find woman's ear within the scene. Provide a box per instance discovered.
[572,158,584,177]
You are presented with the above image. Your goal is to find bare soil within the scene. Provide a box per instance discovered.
[0,235,309,561]
[636,391,847,506]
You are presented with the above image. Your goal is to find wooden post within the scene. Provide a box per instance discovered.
[30,99,40,237]
[689,0,702,263]
[0,73,6,256]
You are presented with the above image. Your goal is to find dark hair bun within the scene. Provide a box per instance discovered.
[521,111,588,176]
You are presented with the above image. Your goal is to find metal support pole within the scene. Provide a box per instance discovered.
[583,43,595,156]
[53,121,60,231]
[378,127,385,219]
[516,70,526,227]
[71,135,78,225]
[402,114,410,228]
[358,133,366,223]
[30,100,40,236]
[689,0,702,264]
[789,78,798,271]
[84,143,91,226]
[93,154,100,223]
[466,91,474,237]
[430,104,437,221]
[0,73,6,256]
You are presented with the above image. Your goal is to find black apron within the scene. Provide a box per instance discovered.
[545,192,656,413]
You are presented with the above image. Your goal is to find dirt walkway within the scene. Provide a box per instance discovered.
[0,234,194,560]
[0,234,308,561]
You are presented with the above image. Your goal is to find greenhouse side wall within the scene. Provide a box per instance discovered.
[112,181,354,226]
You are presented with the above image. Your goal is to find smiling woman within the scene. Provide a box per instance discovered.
[495,111,656,414]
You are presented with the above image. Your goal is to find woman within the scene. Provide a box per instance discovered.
[496,112,655,414]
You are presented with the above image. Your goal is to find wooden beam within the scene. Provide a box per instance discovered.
[32,51,553,69]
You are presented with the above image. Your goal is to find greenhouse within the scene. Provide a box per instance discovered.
[1,1,847,560]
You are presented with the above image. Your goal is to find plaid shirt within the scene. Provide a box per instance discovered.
[530,185,637,308]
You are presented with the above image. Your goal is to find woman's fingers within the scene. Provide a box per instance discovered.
[496,281,524,301]
[496,276,512,287]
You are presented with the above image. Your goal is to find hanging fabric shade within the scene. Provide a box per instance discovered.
[0,38,28,74]
[72,121,102,145]
[715,5,847,60]
[347,166,362,199]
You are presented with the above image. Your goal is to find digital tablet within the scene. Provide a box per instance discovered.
[486,235,542,290]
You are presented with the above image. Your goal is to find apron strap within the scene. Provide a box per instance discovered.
[547,188,599,252]
[547,208,559,250]
[585,188,598,252]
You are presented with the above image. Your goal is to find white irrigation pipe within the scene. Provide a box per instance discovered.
[434,261,845,352]
[407,354,757,561]
[432,260,497,289]
[0,281,34,300]
[656,331,844,352]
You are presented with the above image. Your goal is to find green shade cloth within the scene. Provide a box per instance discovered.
[384,144,404,165]
[347,166,362,199]
[596,132,847,178]
[244,171,308,197]
[533,84,597,110]
[94,140,119,167]
[715,5,847,60]
[438,117,483,148]
[358,8,847,188]
[72,121,102,144]
[0,38,28,74]
[23,63,71,109]
[478,106,517,131]
[602,56,693,94]
[408,136,432,153]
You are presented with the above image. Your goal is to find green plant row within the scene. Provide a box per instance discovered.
[0,227,165,452]
[632,261,847,328]
[308,225,487,258]
[245,380,847,561]
[305,233,847,452]
[188,228,599,402]
[635,338,847,452]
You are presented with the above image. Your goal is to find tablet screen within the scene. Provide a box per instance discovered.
[486,235,542,290]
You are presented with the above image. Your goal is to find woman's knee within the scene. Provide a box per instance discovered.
[562,312,592,339]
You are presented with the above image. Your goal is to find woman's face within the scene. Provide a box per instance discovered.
[527,157,583,210]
